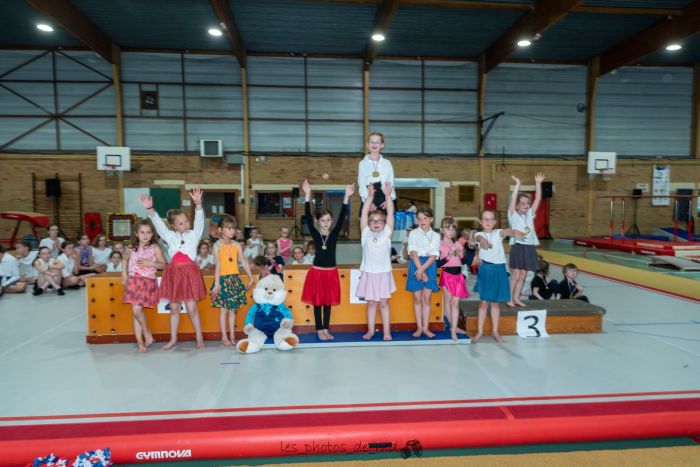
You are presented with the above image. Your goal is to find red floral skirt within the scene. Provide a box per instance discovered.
[123,275,159,308]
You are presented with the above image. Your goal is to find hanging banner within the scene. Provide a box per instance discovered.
[651,165,670,206]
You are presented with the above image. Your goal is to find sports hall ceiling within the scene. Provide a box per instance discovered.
[1,0,699,73]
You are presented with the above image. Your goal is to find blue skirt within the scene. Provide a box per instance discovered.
[406,256,439,292]
[474,262,510,302]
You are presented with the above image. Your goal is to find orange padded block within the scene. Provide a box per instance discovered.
[86,264,444,344]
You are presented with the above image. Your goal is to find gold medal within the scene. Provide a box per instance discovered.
[373,238,378,243]
[322,245,327,250]
[372,170,380,178]
[524,227,531,234]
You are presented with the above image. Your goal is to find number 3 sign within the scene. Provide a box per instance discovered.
[517,310,549,338]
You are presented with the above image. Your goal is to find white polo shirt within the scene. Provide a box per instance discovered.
[407,227,440,258]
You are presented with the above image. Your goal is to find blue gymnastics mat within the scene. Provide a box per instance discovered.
[253,329,470,349]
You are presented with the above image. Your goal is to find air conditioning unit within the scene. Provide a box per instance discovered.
[200,140,223,158]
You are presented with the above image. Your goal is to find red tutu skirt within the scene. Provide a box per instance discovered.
[159,257,206,302]
[301,267,340,306]
[123,275,159,308]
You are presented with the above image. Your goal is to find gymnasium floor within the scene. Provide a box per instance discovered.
[0,244,698,463]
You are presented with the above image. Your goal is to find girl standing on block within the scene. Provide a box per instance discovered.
[473,210,525,343]
[139,189,207,350]
[121,219,166,353]
[300,179,354,341]
[507,173,545,307]
[358,132,396,213]
[210,215,254,347]
[406,206,440,338]
[357,182,396,341]
[437,217,469,341]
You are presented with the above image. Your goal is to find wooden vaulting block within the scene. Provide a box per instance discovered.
[86,264,444,344]
[457,299,606,336]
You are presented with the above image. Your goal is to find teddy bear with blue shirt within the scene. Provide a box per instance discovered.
[236,274,299,353]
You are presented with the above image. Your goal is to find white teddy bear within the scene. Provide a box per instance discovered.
[236,274,299,353]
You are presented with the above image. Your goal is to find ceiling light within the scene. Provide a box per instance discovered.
[372,33,385,42]
[517,39,531,47]
[666,43,682,51]
[208,28,223,37]
[36,24,53,32]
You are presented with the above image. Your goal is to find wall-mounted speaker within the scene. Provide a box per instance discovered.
[45,178,61,198]
[542,181,553,198]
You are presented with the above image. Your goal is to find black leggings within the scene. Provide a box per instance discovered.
[313,305,332,330]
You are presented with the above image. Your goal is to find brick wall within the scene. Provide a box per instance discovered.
[1,153,698,243]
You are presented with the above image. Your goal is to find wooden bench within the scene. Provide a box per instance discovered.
[458,299,606,335]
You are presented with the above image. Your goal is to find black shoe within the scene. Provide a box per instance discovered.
[33,288,44,296]
[69,284,80,290]
[57,288,65,296]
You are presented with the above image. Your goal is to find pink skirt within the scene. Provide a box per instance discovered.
[439,269,469,298]
[159,259,206,302]
[123,275,159,308]
[301,267,340,306]
[356,271,396,302]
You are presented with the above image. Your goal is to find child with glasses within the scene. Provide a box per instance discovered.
[356,182,396,341]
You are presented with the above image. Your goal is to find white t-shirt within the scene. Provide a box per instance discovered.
[407,227,440,258]
[16,250,39,278]
[303,254,314,264]
[508,208,539,246]
[39,237,64,258]
[475,229,507,264]
[360,225,393,273]
[56,253,75,278]
[106,262,122,272]
[0,254,21,286]
[196,254,215,270]
[92,247,112,265]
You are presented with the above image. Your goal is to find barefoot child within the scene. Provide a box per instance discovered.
[300,179,354,341]
[507,173,545,307]
[437,217,469,341]
[357,182,396,341]
[210,215,254,347]
[406,207,440,338]
[121,219,166,353]
[140,189,208,350]
[473,210,525,343]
